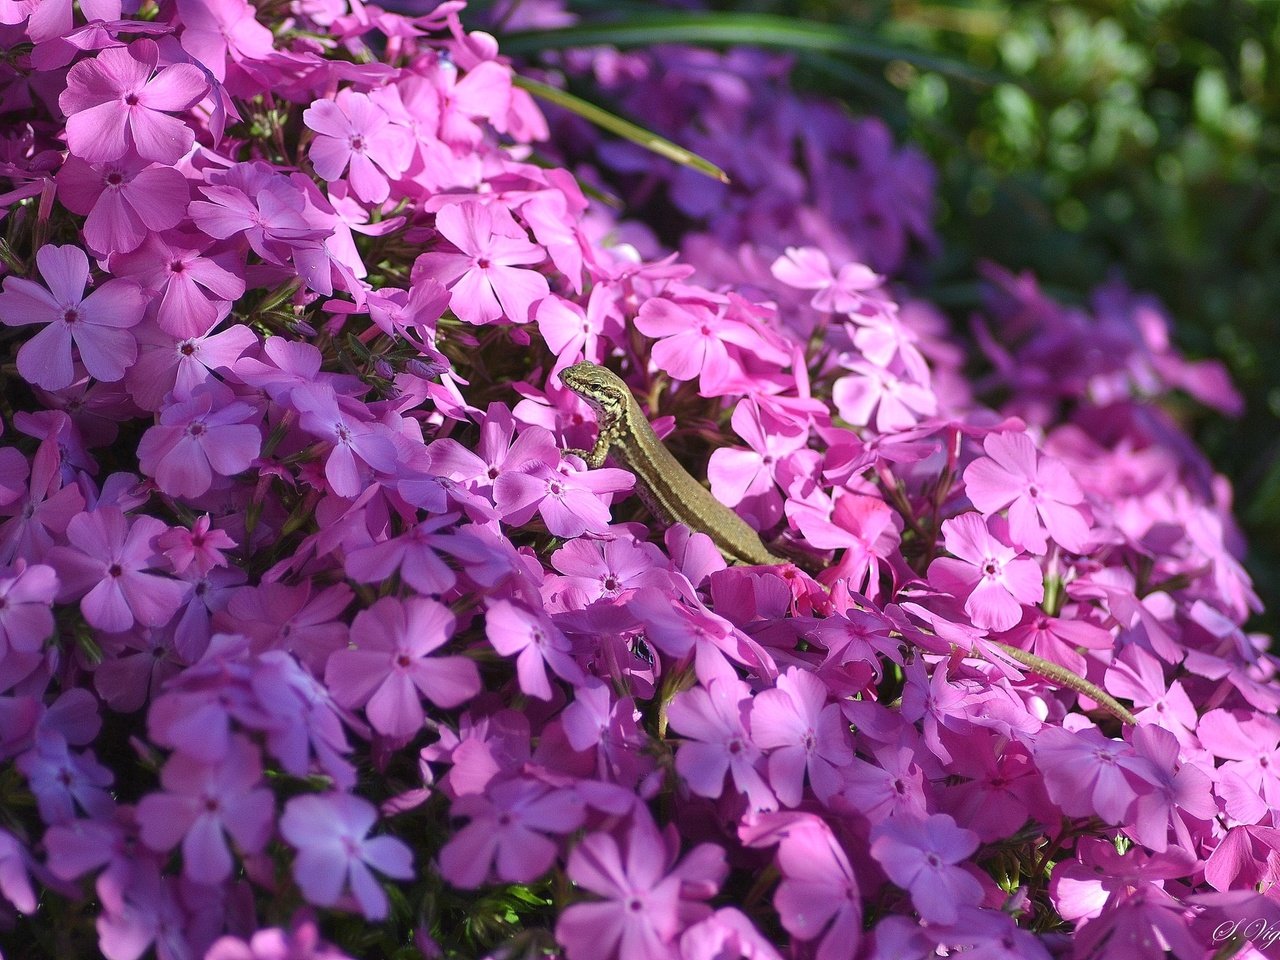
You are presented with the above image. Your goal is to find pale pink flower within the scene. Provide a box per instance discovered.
[304,89,414,203]
[59,39,208,163]
[279,792,414,920]
[750,667,852,806]
[928,513,1044,632]
[325,597,480,739]
[56,155,189,255]
[136,735,274,884]
[49,507,188,633]
[0,244,144,390]
[413,201,549,324]
[964,430,1091,554]
[485,598,582,700]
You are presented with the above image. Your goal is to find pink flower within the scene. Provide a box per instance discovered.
[156,515,235,577]
[49,507,188,633]
[771,246,886,314]
[1033,726,1154,824]
[303,89,414,204]
[749,667,852,806]
[56,155,189,256]
[110,233,247,340]
[707,398,808,508]
[869,814,983,924]
[747,816,862,959]
[279,792,414,920]
[412,201,549,324]
[633,297,762,391]
[175,0,276,83]
[59,39,209,164]
[290,382,398,498]
[927,513,1044,632]
[0,244,144,390]
[0,831,35,915]
[439,777,585,888]
[556,812,726,960]
[0,561,57,659]
[485,599,583,700]
[964,430,1091,554]
[831,358,936,433]
[205,922,356,960]
[137,384,262,497]
[790,492,900,599]
[667,677,776,811]
[324,597,480,739]
[136,735,274,883]
[494,457,634,539]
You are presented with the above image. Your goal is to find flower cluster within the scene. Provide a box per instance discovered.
[0,1,1275,959]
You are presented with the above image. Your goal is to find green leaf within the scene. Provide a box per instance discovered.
[513,74,730,183]
[501,12,1000,86]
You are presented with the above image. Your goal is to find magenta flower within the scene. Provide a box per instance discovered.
[290,382,398,498]
[49,507,188,633]
[556,812,726,960]
[175,0,276,83]
[0,244,144,390]
[156,515,236,577]
[634,297,763,391]
[137,384,262,497]
[110,233,247,340]
[325,597,480,739]
[439,777,586,888]
[752,816,862,959]
[412,201,549,324]
[831,359,937,433]
[0,831,35,916]
[303,89,414,204]
[59,39,209,164]
[964,430,1091,554]
[749,667,852,806]
[485,598,583,700]
[205,922,356,960]
[136,735,274,884]
[870,814,983,924]
[0,561,57,659]
[771,246,886,314]
[494,458,634,539]
[927,512,1044,632]
[56,155,189,256]
[279,792,414,920]
[667,677,776,811]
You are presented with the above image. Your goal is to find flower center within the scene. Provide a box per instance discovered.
[179,341,197,356]
[187,422,207,437]
[105,171,124,187]
[349,135,365,152]
[107,563,123,578]
[62,308,79,324]
[124,92,140,106]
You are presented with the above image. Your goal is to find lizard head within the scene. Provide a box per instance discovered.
[561,361,630,421]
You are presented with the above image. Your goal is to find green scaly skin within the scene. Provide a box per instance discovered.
[558,361,1136,726]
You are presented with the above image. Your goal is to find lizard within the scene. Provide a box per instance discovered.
[558,360,1137,726]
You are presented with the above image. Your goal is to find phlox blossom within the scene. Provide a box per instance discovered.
[59,39,208,164]
[556,811,726,960]
[667,677,776,811]
[325,596,480,739]
[0,561,58,658]
[485,598,583,700]
[49,507,188,633]
[869,813,983,924]
[964,430,1091,554]
[749,667,852,806]
[928,513,1044,632]
[279,792,414,920]
[137,384,262,497]
[136,735,274,884]
[56,155,189,256]
[0,244,144,390]
[304,89,414,204]
[439,778,586,888]
[413,201,549,325]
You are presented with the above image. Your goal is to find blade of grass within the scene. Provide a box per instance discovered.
[500,12,1000,87]
[512,74,730,184]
